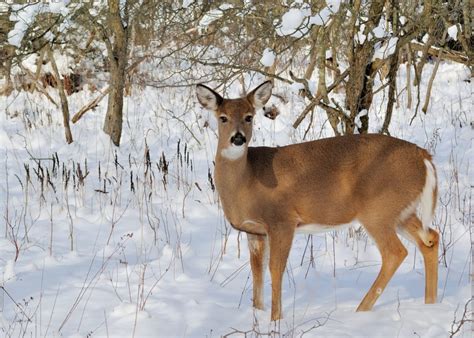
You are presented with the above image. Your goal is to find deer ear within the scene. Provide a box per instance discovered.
[248,81,273,109]
[196,84,224,111]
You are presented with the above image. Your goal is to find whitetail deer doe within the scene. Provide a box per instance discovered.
[196,81,439,321]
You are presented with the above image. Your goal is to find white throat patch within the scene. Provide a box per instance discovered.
[221,144,246,160]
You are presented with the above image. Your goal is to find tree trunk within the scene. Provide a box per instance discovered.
[315,28,341,135]
[345,43,375,134]
[0,8,15,95]
[103,0,128,146]
[47,47,73,144]
[344,0,384,134]
[461,0,473,76]
[304,26,320,80]
[380,47,400,135]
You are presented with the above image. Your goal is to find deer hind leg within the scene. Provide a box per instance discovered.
[398,214,439,304]
[357,222,408,312]
[268,227,294,321]
[247,233,268,310]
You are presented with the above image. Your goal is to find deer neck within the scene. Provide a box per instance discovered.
[214,143,252,225]
[215,143,250,191]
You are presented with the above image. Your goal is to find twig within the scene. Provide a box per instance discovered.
[409,42,469,65]
[18,63,58,108]
[220,262,249,287]
[318,101,351,124]
[166,109,202,146]
[406,44,413,109]
[290,70,314,100]
[293,68,349,129]
[297,311,334,336]
[449,298,473,337]
[71,87,110,123]
[422,49,443,114]
[44,285,61,337]
[46,46,73,144]
[189,58,292,84]
[1,286,32,323]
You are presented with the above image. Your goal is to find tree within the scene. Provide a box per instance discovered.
[102,0,129,146]
[2,1,470,142]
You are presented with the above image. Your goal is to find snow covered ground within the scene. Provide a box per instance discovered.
[0,62,471,337]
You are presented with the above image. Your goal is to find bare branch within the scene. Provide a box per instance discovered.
[292,68,350,129]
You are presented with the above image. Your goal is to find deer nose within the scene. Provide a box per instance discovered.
[230,132,246,146]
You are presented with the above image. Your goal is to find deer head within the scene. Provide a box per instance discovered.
[196,81,273,160]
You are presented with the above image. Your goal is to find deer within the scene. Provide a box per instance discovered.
[196,81,439,321]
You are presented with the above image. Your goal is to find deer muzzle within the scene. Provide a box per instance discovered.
[230,132,246,146]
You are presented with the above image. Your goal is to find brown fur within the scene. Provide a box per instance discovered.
[197,83,439,321]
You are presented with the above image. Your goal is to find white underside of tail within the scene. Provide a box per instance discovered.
[399,159,437,230]
[398,159,437,246]
[420,159,437,231]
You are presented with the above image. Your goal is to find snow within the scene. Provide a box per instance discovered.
[327,0,342,13]
[276,2,339,36]
[310,6,332,26]
[198,4,233,33]
[88,7,98,16]
[447,25,458,41]
[276,4,311,37]
[309,13,325,26]
[422,33,430,43]
[182,0,194,8]
[8,3,42,47]
[0,58,471,337]
[373,25,386,38]
[281,8,305,31]
[260,48,276,67]
[373,37,398,60]
[355,109,368,130]
[7,2,70,47]
[19,49,73,75]
[48,1,69,14]
[2,260,16,282]
[290,82,305,93]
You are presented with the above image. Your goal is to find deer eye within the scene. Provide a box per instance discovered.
[244,115,253,123]
[219,116,228,123]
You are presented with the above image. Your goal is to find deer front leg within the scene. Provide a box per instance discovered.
[268,227,294,321]
[247,233,268,310]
